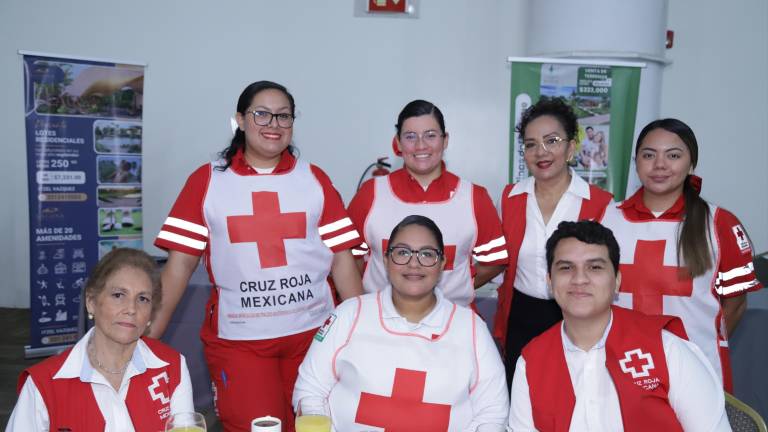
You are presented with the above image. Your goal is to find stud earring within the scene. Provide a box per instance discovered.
[88,312,94,320]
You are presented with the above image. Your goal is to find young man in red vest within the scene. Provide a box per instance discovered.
[508,221,731,431]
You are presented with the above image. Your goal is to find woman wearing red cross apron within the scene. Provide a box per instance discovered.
[151,81,364,432]
[347,99,508,308]
[294,215,509,431]
[601,118,763,392]
[491,97,614,388]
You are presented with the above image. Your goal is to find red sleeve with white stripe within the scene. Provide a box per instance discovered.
[310,165,363,253]
[713,208,763,298]
[154,164,212,256]
[346,178,375,258]
[471,184,508,266]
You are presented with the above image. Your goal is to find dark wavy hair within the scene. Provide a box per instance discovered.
[217,81,296,171]
[516,96,578,141]
[636,118,711,276]
[546,221,620,275]
[395,100,446,136]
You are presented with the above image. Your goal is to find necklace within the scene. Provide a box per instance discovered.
[87,337,128,375]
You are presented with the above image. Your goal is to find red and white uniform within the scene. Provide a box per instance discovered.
[8,328,194,432]
[601,187,763,390]
[509,307,730,431]
[155,150,361,340]
[155,149,362,431]
[294,287,509,431]
[348,167,507,306]
[492,172,613,346]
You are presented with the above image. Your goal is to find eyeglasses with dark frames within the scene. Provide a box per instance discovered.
[248,110,295,128]
[386,246,443,267]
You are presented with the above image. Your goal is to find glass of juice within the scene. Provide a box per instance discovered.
[165,412,206,432]
[296,397,331,432]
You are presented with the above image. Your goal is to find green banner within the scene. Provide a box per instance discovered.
[509,60,641,200]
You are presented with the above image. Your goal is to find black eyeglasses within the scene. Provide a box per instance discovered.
[386,246,443,267]
[248,110,295,128]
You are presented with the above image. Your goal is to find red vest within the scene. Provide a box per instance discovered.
[18,337,182,431]
[492,183,612,347]
[523,306,687,432]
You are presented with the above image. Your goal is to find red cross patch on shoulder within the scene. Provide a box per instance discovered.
[732,225,751,253]
[314,313,337,342]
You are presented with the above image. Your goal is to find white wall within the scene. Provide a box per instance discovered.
[0,0,527,307]
[1,0,765,308]
[662,0,768,255]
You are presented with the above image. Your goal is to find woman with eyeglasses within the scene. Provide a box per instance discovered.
[601,118,762,391]
[294,215,509,431]
[150,81,364,432]
[348,99,508,308]
[491,97,613,386]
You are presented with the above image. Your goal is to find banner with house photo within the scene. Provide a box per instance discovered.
[22,52,145,356]
[508,58,641,200]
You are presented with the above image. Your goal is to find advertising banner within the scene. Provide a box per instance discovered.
[508,58,642,200]
[22,52,145,356]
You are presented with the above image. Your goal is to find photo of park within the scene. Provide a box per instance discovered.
[94,120,142,154]
[29,60,143,118]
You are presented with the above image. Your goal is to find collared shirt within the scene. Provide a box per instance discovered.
[618,186,686,221]
[510,170,592,299]
[508,314,732,432]
[8,328,194,432]
[378,285,453,336]
[230,147,296,176]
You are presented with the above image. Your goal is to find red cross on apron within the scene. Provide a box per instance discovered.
[355,368,451,431]
[619,240,693,315]
[226,191,306,269]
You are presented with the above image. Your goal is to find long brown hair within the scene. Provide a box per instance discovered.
[636,118,711,276]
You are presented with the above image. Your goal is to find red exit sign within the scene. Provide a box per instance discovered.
[368,0,407,13]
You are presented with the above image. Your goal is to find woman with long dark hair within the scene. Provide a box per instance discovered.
[602,118,762,391]
[150,81,363,431]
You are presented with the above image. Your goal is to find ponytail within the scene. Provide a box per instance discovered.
[678,175,711,276]
[636,118,712,277]
[217,129,245,171]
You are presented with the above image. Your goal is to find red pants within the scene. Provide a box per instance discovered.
[203,328,316,432]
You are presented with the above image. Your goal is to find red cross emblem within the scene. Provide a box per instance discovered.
[619,240,693,315]
[619,348,655,379]
[226,192,306,269]
[382,239,457,270]
[355,368,451,431]
[734,226,745,241]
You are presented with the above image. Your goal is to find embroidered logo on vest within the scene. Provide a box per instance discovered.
[619,348,654,378]
[148,371,170,405]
